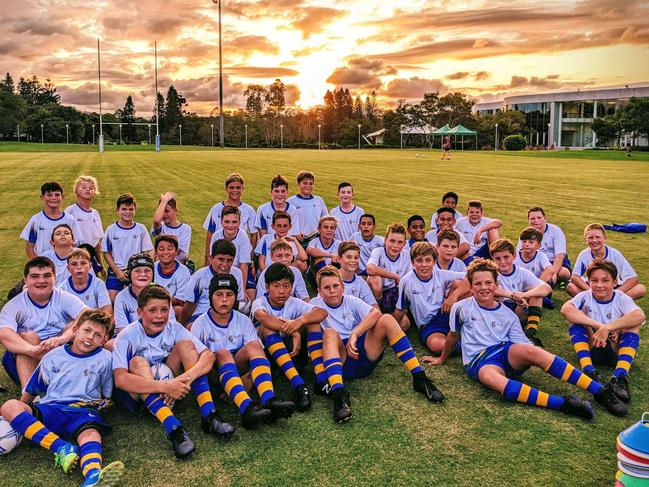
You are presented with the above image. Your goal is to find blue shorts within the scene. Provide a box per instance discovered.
[112,387,145,415]
[562,255,573,272]
[378,287,399,313]
[419,311,450,345]
[32,402,110,440]
[342,333,383,380]
[503,300,518,312]
[2,351,19,384]
[246,267,257,290]
[465,342,525,382]
[463,243,490,265]
[105,268,126,292]
[591,341,618,368]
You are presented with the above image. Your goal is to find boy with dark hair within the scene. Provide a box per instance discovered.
[256,240,309,301]
[430,258,628,419]
[306,216,341,274]
[394,242,467,360]
[113,253,156,334]
[254,211,307,272]
[255,174,297,238]
[151,192,192,264]
[313,266,444,422]
[191,274,295,426]
[430,192,462,229]
[568,223,645,300]
[0,257,87,388]
[561,260,645,404]
[178,239,245,324]
[426,208,470,258]
[1,309,124,486]
[435,230,467,272]
[454,200,502,263]
[102,193,154,301]
[489,239,552,346]
[113,285,235,459]
[154,235,191,318]
[330,182,365,241]
[57,248,111,316]
[251,263,328,409]
[406,214,426,249]
[42,223,77,285]
[21,181,81,258]
[515,227,554,282]
[209,206,252,279]
[203,173,257,265]
[351,214,384,276]
[287,171,328,240]
[337,241,377,307]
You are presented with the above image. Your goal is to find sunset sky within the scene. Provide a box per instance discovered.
[1,0,648,116]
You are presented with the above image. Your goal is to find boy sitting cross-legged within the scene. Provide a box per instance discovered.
[429,258,628,419]
[312,266,444,423]
[191,274,295,427]
[1,309,124,486]
[112,285,235,459]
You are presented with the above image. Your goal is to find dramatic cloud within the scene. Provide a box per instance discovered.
[290,7,345,37]
[447,72,470,80]
[383,77,447,100]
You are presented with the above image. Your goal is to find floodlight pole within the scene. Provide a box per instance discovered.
[318,124,321,149]
[494,123,498,151]
[245,124,248,148]
[119,124,122,145]
[148,124,151,145]
[280,124,283,148]
[155,41,160,152]
[17,124,20,142]
[358,124,361,149]
[179,124,182,146]
[97,39,104,153]
[66,124,69,144]
[212,0,224,148]
[92,124,95,144]
[41,124,44,143]
[211,124,214,147]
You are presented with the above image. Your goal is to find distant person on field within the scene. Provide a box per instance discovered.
[441,136,451,160]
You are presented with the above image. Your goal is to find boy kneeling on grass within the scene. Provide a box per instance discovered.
[1,309,124,487]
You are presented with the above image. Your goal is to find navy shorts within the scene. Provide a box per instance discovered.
[246,267,257,290]
[2,351,19,384]
[378,287,399,313]
[32,403,110,440]
[465,341,525,382]
[419,311,451,345]
[561,255,573,272]
[105,268,126,292]
[463,243,490,265]
[342,333,383,380]
[591,341,618,368]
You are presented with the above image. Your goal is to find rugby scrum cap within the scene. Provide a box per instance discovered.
[127,254,155,273]
[209,273,239,300]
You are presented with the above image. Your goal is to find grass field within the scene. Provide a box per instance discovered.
[0,147,647,486]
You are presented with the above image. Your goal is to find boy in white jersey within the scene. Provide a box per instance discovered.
[255,174,297,238]
[426,207,470,259]
[394,242,467,361]
[430,192,462,229]
[57,248,111,316]
[490,239,552,347]
[203,173,257,265]
[568,223,645,300]
[561,260,645,404]
[435,230,467,272]
[251,263,328,410]
[515,227,556,309]
[64,175,104,265]
[191,274,295,426]
[351,214,384,276]
[154,235,191,318]
[337,242,377,307]
[406,215,426,249]
[330,182,365,241]
[113,254,155,336]
[102,193,154,301]
[151,192,192,265]
[366,223,411,321]
[21,181,81,258]
[522,207,570,285]
[178,239,245,325]
[454,200,502,263]
[313,266,444,423]
[287,170,328,242]
[41,223,76,285]
[256,240,309,301]
[209,206,252,276]
[307,216,341,275]
[0,257,87,389]
[255,210,307,272]
[1,310,124,486]
[430,259,628,418]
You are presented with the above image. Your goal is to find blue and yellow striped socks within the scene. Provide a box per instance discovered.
[324,358,344,392]
[79,441,102,481]
[307,331,327,384]
[218,363,252,414]
[190,374,216,418]
[526,306,542,334]
[250,357,275,407]
[10,412,68,452]
[568,324,595,373]
[264,333,305,389]
[144,394,182,435]
[389,332,423,374]
[545,356,604,395]
[503,379,564,410]
[614,332,640,378]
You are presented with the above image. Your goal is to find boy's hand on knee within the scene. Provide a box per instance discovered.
[289,332,301,357]
[163,376,191,400]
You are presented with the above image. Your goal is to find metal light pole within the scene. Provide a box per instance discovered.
[92,124,95,144]
[179,124,182,146]
[97,39,104,153]
[280,124,283,148]
[494,123,498,151]
[119,124,122,145]
[17,124,20,142]
[547,122,551,148]
[148,124,151,145]
[154,41,160,152]
[244,124,248,148]
[66,124,69,144]
[318,124,321,149]
[358,124,361,149]
[212,0,224,148]
[41,124,44,143]
[211,124,214,147]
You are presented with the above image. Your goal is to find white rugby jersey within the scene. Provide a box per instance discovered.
[330,205,365,241]
[342,274,377,306]
[450,297,531,365]
[65,203,104,247]
[514,250,552,279]
[114,286,140,332]
[251,295,314,322]
[254,201,297,236]
[151,222,192,258]
[310,295,372,340]
[497,265,545,304]
[203,201,256,235]
[307,237,341,266]
[191,310,260,354]
[254,234,299,264]
[425,229,468,246]
[41,249,73,285]
[436,258,467,272]
[57,274,110,309]
[367,247,411,290]
[154,261,191,298]
[397,269,465,326]
[177,266,244,317]
[454,216,493,256]
[256,266,309,300]
[568,290,640,324]
[286,194,328,235]
[430,209,462,229]
[21,210,82,256]
[101,222,153,268]
[209,229,252,266]
[516,223,567,263]
[572,246,637,285]
[351,232,384,273]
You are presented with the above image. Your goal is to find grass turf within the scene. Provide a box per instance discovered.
[0,148,647,487]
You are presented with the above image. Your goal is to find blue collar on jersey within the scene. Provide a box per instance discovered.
[208,310,234,328]
[64,342,103,358]
[414,271,433,283]
[318,236,335,250]
[156,261,179,278]
[27,291,53,309]
[384,247,402,263]
[41,210,65,221]
[518,250,537,264]
[138,319,166,338]
[265,295,286,311]
[499,265,517,277]
[337,205,356,215]
[590,246,609,260]
[270,201,290,211]
[593,292,616,305]
[326,296,345,309]
[68,274,93,294]
[164,222,183,229]
[75,202,93,214]
[115,221,136,230]
[295,194,313,200]
[343,275,356,284]
[477,300,501,311]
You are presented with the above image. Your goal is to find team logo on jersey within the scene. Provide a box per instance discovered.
[161,343,173,353]
[52,366,61,373]
[607,313,612,319]
[490,321,497,328]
